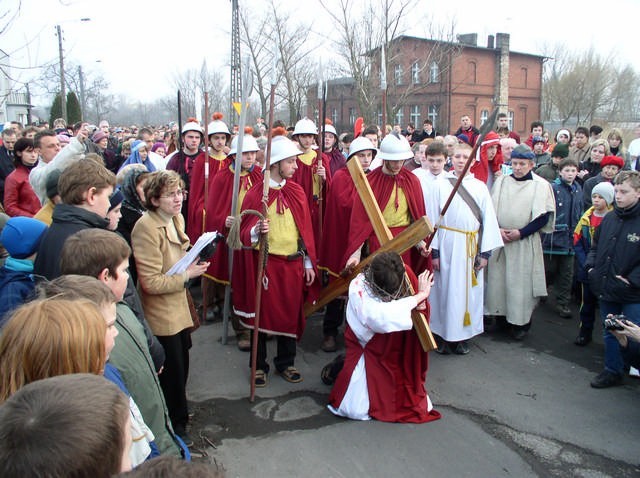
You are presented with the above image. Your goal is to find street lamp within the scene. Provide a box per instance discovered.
[56,18,91,123]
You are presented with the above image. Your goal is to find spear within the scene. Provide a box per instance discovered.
[318,78,327,243]
[424,107,499,249]
[380,44,387,139]
[177,90,183,158]
[250,57,277,402]
[201,92,211,324]
[221,57,252,344]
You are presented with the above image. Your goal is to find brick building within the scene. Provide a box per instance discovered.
[307,33,544,138]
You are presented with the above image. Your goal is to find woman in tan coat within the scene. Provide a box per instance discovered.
[131,170,208,447]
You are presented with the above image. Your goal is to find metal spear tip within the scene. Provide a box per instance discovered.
[478,108,500,137]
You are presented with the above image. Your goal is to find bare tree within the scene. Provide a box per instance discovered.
[171,61,228,122]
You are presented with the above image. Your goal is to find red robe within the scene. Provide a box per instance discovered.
[203,165,262,284]
[235,180,318,339]
[319,166,360,278]
[345,168,430,273]
[186,152,230,243]
[290,150,332,246]
[470,131,503,184]
[328,268,441,423]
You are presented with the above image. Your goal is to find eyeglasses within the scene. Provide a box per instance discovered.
[160,189,187,200]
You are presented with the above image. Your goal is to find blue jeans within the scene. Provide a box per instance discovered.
[599,300,640,375]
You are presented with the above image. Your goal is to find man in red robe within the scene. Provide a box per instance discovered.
[328,251,440,423]
[203,133,261,349]
[290,117,332,246]
[319,136,377,352]
[345,133,431,274]
[235,135,318,386]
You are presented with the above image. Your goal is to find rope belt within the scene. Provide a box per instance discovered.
[439,225,479,326]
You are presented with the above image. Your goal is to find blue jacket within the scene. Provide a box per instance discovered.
[586,201,640,303]
[0,258,37,328]
[542,178,583,254]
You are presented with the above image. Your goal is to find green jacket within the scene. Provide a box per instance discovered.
[109,302,182,457]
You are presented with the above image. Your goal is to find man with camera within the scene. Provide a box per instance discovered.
[608,317,640,371]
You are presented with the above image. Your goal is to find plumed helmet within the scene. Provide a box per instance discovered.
[347,136,377,160]
[228,134,260,156]
[181,118,204,136]
[292,117,318,136]
[207,112,231,137]
[264,135,301,171]
[376,133,413,161]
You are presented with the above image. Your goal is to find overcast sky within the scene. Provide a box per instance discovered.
[4,0,639,105]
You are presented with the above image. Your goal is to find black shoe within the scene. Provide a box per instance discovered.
[510,326,526,341]
[557,305,572,318]
[454,341,470,355]
[590,370,623,389]
[435,336,451,355]
[574,334,592,346]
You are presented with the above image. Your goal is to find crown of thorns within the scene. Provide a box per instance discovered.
[363,265,410,302]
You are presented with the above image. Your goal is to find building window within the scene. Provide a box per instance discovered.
[395,108,404,127]
[521,67,528,88]
[428,105,439,129]
[331,108,338,126]
[412,62,420,84]
[394,64,403,85]
[480,109,489,125]
[467,61,477,84]
[429,62,440,83]
[349,108,356,125]
[410,105,420,126]
[508,111,514,130]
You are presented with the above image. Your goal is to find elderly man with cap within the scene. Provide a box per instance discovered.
[234,134,318,387]
[290,117,332,246]
[345,133,430,275]
[202,130,262,349]
[582,155,624,210]
[166,118,205,242]
[319,135,377,352]
[485,144,556,340]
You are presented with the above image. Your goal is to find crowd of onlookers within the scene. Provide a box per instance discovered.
[0,112,639,474]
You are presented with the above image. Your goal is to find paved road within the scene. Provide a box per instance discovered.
[186,295,640,477]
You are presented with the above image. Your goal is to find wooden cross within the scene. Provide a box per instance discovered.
[306,158,437,351]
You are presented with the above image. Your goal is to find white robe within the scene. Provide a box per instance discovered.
[429,172,503,341]
[328,274,427,420]
[485,173,556,325]
[413,168,445,227]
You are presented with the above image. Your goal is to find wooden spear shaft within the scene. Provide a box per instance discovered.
[250,81,277,402]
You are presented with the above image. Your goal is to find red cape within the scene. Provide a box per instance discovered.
[345,167,430,273]
[186,152,230,243]
[203,165,262,283]
[234,180,318,338]
[290,150,333,246]
[328,268,441,423]
[470,131,503,183]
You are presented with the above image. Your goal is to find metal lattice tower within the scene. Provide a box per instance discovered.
[230,0,241,124]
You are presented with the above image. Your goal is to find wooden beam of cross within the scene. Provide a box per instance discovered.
[304,216,433,316]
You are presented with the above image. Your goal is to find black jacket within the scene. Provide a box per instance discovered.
[586,200,640,303]
[34,203,110,280]
[0,146,15,206]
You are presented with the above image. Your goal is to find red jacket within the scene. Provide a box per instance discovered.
[4,163,41,217]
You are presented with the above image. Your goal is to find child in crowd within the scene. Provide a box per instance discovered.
[0,216,48,326]
[573,182,615,345]
[542,159,583,318]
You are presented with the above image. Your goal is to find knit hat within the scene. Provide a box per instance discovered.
[46,169,62,200]
[511,144,535,160]
[531,135,545,145]
[109,188,124,212]
[0,216,48,259]
[456,134,470,145]
[57,134,71,145]
[600,155,624,169]
[592,182,615,206]
[92,131,108,143]
[552,143,569,159]
[151,142,165,153]
[556,129,571,142]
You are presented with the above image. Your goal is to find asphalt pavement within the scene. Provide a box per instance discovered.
[185,291,640,477]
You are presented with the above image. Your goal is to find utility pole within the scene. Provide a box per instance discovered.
[78,65,86,120]
[56,24,67,123]
[230,0,241,125]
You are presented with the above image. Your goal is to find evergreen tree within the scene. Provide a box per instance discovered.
[49,93,63,126]
[66,91,82,124]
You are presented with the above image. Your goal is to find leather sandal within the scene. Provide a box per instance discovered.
[279,366,303,383]
[254,369,267,388]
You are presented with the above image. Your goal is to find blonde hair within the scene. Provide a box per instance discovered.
[0,299,107,403]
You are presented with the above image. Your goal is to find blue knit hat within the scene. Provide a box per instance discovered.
[1,217,48,259]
